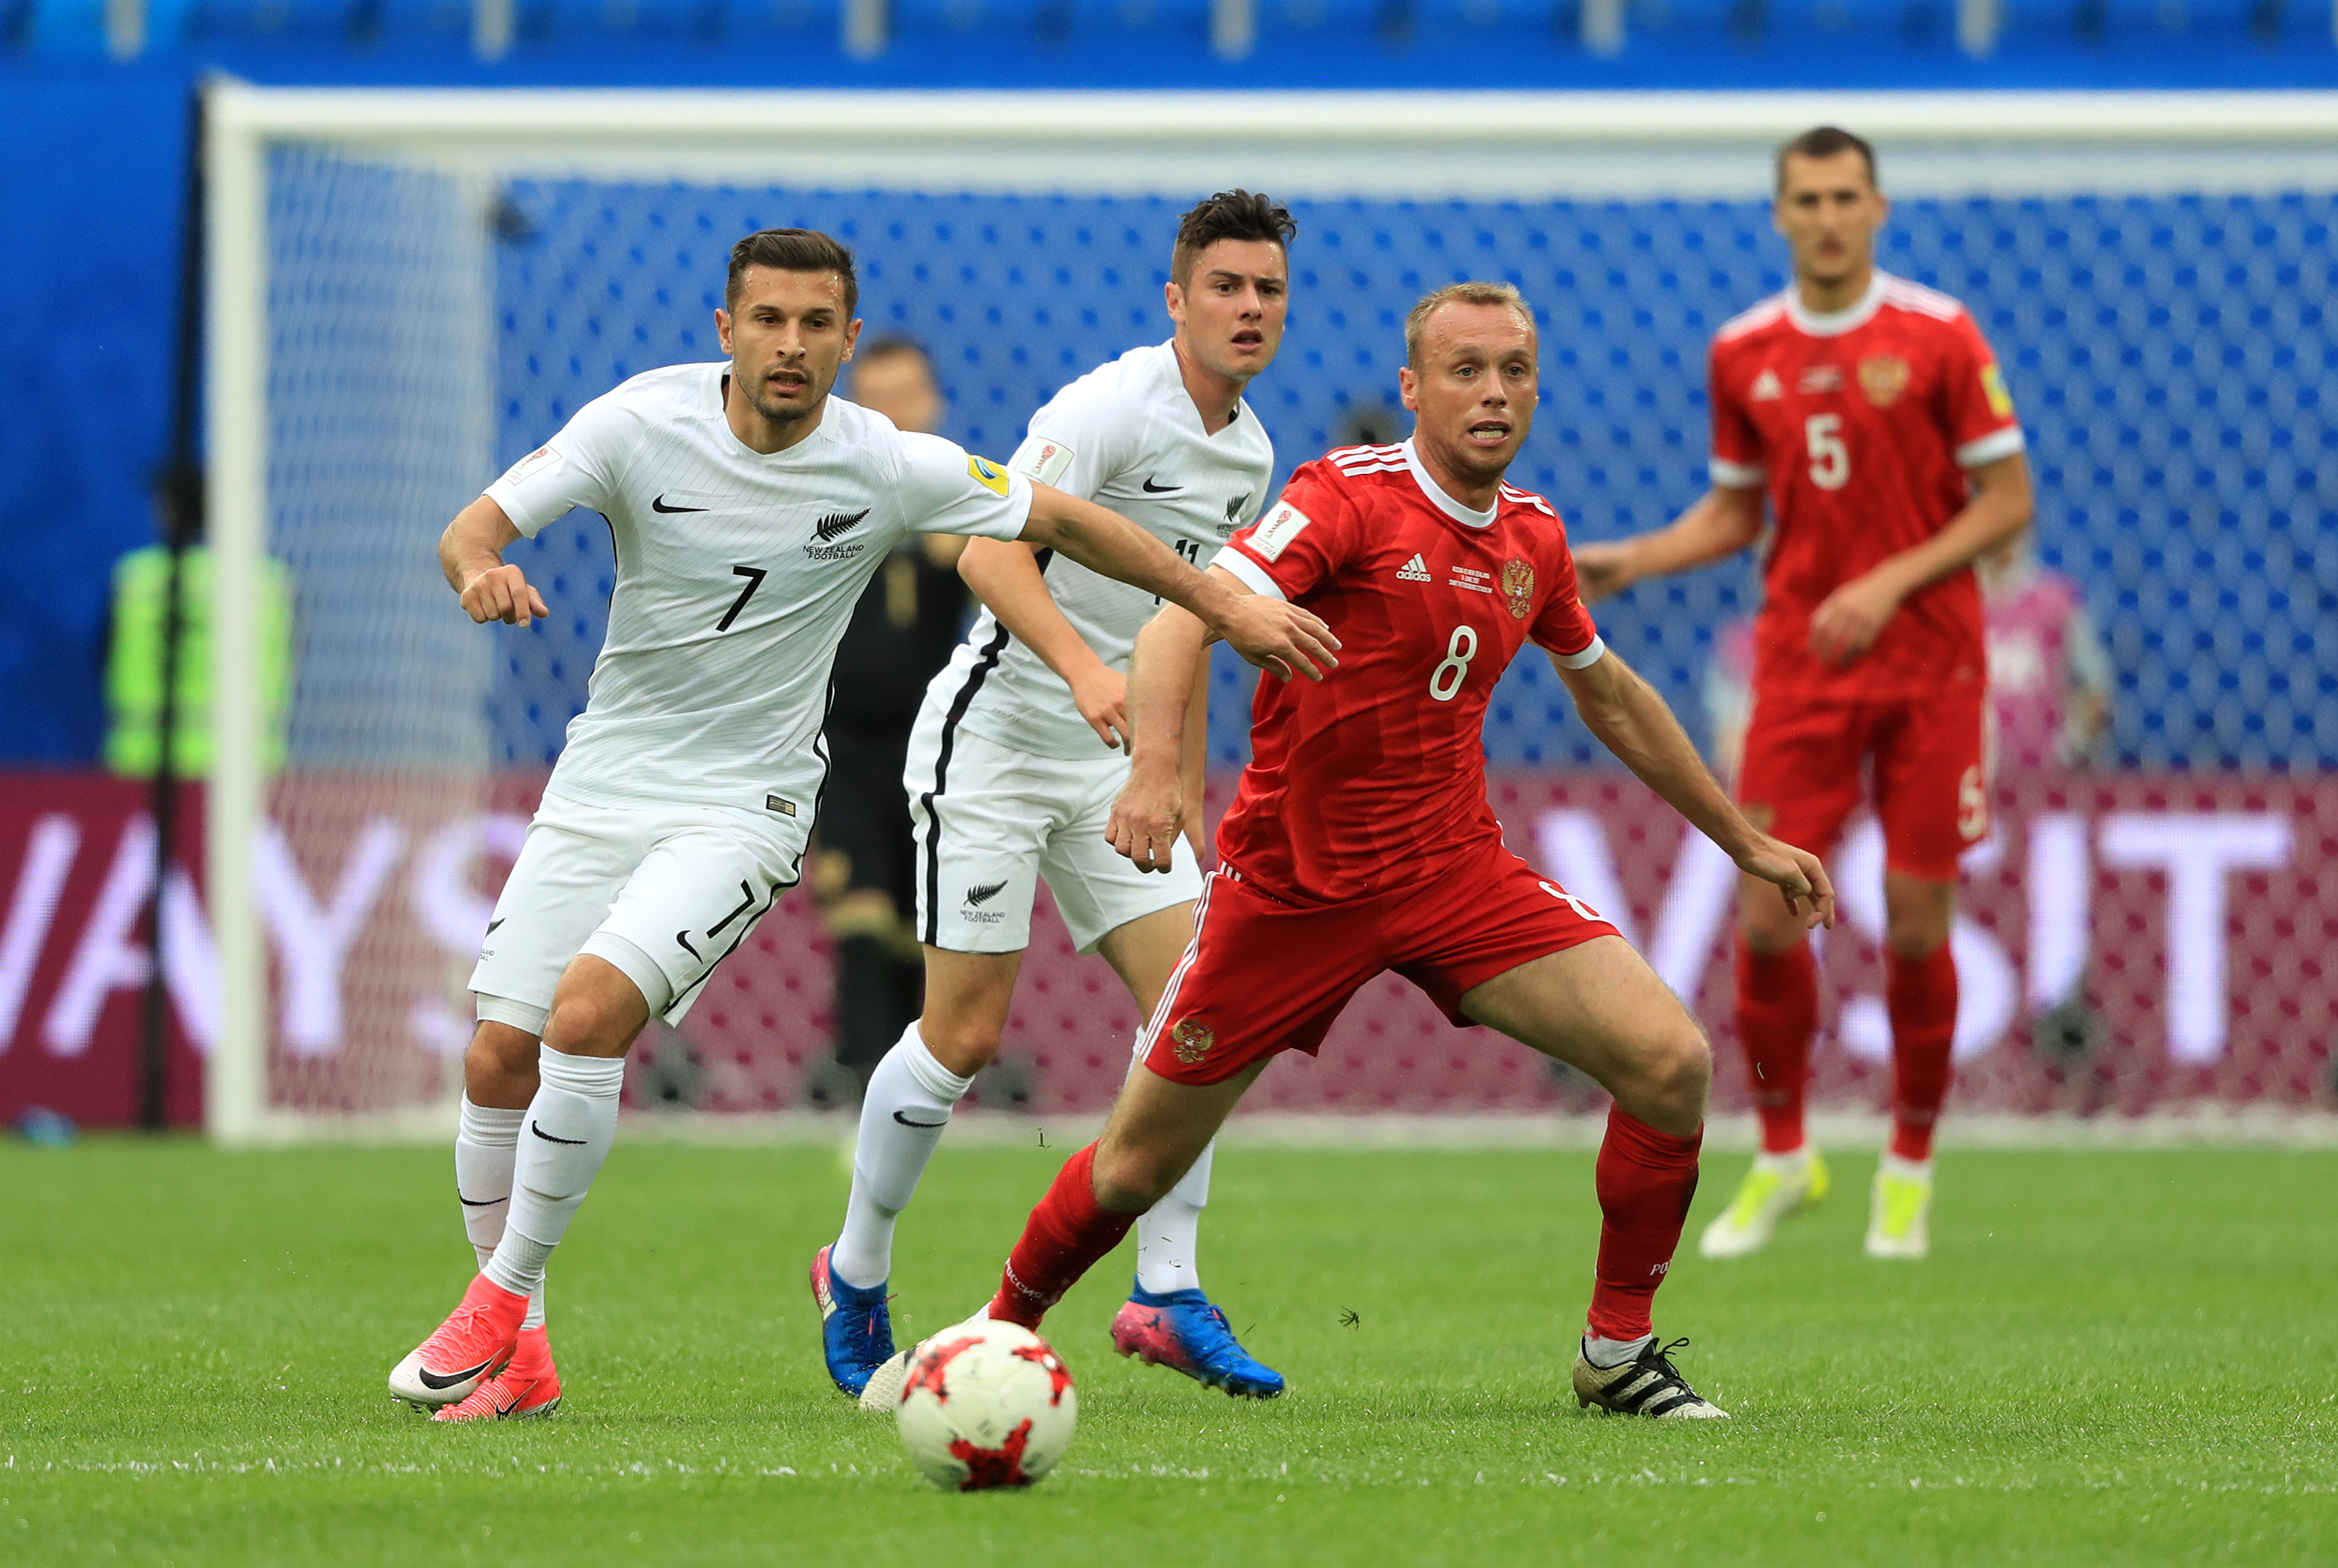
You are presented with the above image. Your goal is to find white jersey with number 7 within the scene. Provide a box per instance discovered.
[485,361,1034,818]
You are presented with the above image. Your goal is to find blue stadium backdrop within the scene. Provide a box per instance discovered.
[488,181,2335,776]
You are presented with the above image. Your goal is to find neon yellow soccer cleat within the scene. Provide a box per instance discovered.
[1865,1162,1933,1259]
[1697,1151,1830,1259]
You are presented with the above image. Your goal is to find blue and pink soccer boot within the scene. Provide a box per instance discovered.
[1110,1281,1284,1399]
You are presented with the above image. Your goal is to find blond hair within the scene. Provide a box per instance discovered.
[1404,281,1535,367]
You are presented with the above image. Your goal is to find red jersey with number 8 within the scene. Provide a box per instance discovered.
[1707,272,2024,703]
[1210,440,1604,905]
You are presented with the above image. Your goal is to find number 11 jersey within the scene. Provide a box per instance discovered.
[1211,440,1605,906]
[484,362,1033,815]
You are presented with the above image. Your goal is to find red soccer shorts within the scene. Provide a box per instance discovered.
[1138,835,1619,1087]
[1736,685,1989,882]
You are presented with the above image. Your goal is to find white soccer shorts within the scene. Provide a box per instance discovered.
[469,789,808,1034]
[905,709,1203,956]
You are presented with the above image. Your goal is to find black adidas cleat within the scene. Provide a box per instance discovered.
[1571,1335,1729,1419]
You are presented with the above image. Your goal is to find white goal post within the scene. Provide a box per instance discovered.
[202,83,2338,1144]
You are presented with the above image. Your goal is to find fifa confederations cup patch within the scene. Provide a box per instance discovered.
[967,455,1012,496]
[1981,363,2016,418]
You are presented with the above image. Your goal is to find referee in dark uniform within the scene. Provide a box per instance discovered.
[809,339,971,1103]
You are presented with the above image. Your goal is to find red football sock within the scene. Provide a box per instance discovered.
[1735,942,1818,1155]
[1586,1106,1703,1343]
[1887,944,1957,1162]
[987,1143,1138,1329]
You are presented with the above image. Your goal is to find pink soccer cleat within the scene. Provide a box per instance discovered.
[431,1326,562,1421]
[388,1272,528,1408]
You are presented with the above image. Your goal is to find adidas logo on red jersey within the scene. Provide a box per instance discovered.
[1396,553,1432,582]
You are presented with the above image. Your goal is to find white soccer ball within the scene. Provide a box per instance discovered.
[893,1320,1078,1491]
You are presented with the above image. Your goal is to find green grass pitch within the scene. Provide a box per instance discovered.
[6,1134,2333,1565]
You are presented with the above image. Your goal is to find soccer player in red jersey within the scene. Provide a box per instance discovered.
[1575,127,2035,1261]
[969,281,1834,1418]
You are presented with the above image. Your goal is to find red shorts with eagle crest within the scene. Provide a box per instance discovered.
[1138,834,1620,1087]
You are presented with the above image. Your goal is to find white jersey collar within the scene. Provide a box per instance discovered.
[1784,270,1890,338]
[1402,439,1496,530]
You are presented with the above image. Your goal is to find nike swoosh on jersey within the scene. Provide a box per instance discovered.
[892,1112,949,1129]
[457,1193,507,1207]
[676,930,702,960]
[529,1121,588,1146]
[1141,477,1182,493]
[651,495,708,513]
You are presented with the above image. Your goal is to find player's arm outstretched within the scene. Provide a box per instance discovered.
[1179,657,1210,864]
[1101,592,1222,874]
[1571,484,1764,604]
[440,495,550,627]
[1017,485,1339,686]
[1558,645,1836,931]
[958,538,1133,751]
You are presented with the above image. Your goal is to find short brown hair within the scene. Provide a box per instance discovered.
[1170,190,1298,287]
[726,227,858,316]
[1404,281,1535,368]
[1776,125,1878,193]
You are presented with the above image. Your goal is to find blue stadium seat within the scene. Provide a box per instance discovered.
[1061,0,1212,52]
[889,0,1209,53]
[1411,0,1573,54]
[1253,0,1412,55]
[1624,0,1764,48]
[187,0,368,43]
[1764,0,1956,48]
[512,0,727,48]
[15,0,104,53]
[728,0,840,43]
[370,0,472,48]
[1625,0,1952,49]
[2001,0,2285,49]
[2096,0,2285,43]
[889,0,1070,46]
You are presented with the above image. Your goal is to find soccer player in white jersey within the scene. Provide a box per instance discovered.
[811,193,1297,1405]
[388,227,1338,1421]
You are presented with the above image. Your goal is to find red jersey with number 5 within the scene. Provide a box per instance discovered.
[1709,272,2024,703]
[1210,441,1604,905]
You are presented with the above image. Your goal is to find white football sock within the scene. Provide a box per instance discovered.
[1585,1332,1655,1369]
[454,1097,547,1331]
[831,1023,975,1290]
[1133,1137,1215,1296]
[1754,1145,1813,1175]
[483,1046,624,1299]
[1880,1152,1934,1183]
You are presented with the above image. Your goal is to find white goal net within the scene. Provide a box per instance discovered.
[204,85,2338,1142]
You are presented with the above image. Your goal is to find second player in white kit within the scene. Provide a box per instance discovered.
[912,335,1270,956]
[815,193,1300,1406]
[389,226,1338,1421]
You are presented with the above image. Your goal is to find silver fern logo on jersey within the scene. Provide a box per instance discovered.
[803,507,872,560]
[814,508,870,541]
